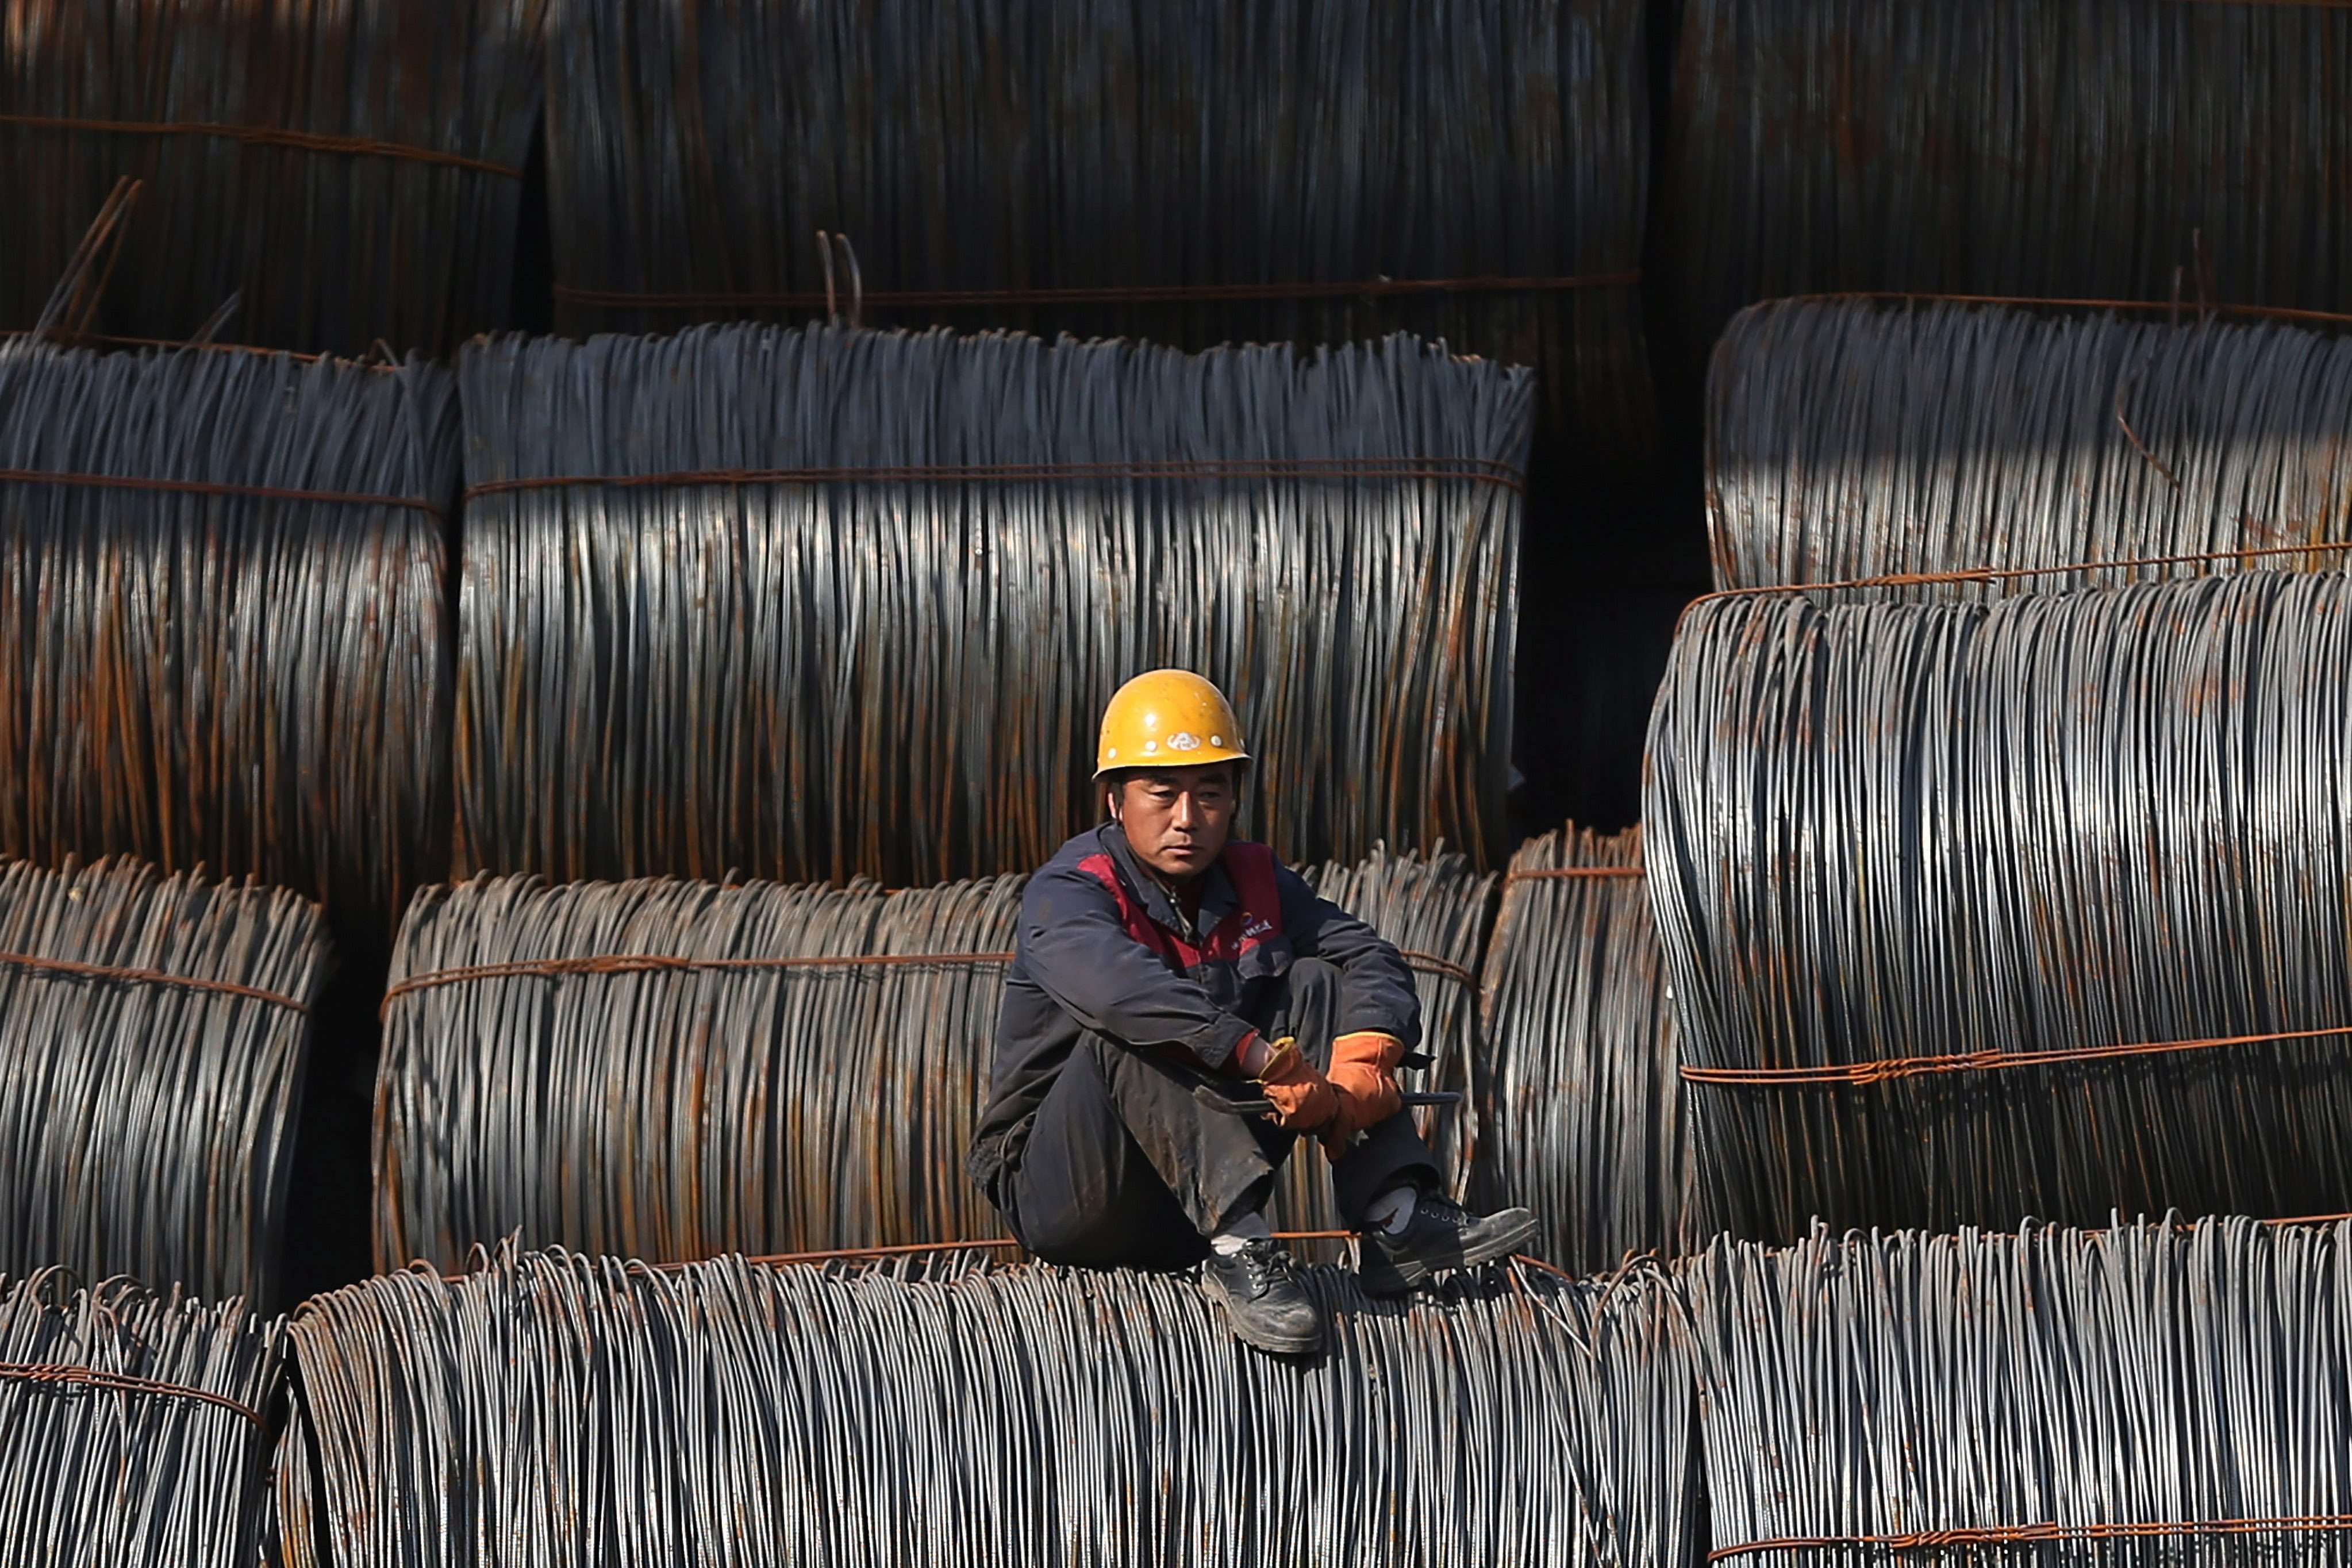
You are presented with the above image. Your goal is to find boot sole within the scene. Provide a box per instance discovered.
[1200,1274,1325,1356]
[1358,1208,1542,1297]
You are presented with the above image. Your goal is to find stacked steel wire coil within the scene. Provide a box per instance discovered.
[544,0,1650,463]
[1647,572,2352,1238]
[374,873,1024,1270]
[0,341,456,955]
[1,0,546,354]
[280,1245,1700,1567]
[0,1269,283,1563]
[1275,845,1496,1234]
[1709,298,2352,594]
[1475,825,1692,1274]
[0,858,328,1307]
[1663,0,2352,364]
[1681,1217,2352,1565]
[456,324,1528,885]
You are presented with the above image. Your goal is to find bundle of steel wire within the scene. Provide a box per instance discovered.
[374,872,1024,1271]
[1646,571,2352,1239]
[0,857,328,1307]
[1475,825,1693,1274]
[1709,298,2352,595]
[1,0,545,355]
[0,1269,284,1564]
[0,340,456,955]
[1663,0,2352,367]
[543,0,1648,463]
[1274,845,1497,1235]
[1681,1216,2352,1565]
[456,324,1528,884]
[279,1244,1701,1567]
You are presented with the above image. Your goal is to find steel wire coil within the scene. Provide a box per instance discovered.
[0,857,328,1308]
[1475,825,1695,1274]
[0,0,547,356]
[544,0,1650,464]
[1663,0,2352,370]
[0,1269,283,1565]
[455,324,1528,884]
[1646,572,2352,1239]
[1709,298,2352,595]
[1681,1216,2352,1566]
[279,1243,1700,1567]
[0,340,456,958]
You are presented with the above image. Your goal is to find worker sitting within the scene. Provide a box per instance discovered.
[967,670,1537,1355]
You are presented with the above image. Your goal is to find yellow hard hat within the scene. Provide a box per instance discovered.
[1095,669,1250,778]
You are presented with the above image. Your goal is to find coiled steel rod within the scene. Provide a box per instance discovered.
[0,339,456,958]
[1709,298,2352,595]
[0,856,328,1308]
[544,0,1650,463]
[1647,572,2352,1238]
[0,1269,283,1564]
[280,1244,1701,1566]
[455,324,1529,885]
[1476,825,1694,1274]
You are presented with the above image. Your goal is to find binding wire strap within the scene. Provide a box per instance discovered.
[0,340,456,958]
[543,0,1651,462]
[455,324,1528,885]
[1682,1217,2352,1566]
[1477,825,1696,1274]
[279,1244,1702,1567]
[0,1269,283,1564]
[1708,297,2352,595]
[1646,572,2352,1238]
[0,858,327,1306]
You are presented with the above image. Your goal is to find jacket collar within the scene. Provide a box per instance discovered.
[1100,822,1236,943]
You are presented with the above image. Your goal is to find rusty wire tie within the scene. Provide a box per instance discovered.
[1711,1513,2352,1562]
[0,949,308,1014]
[0,112,520,177]
[1681,1021,2352,1089]
[1503,864,1647,883]
[463,456,1527,501]
[1396,950,1478,989]
[0,468,443,516]
[0,1361,268,1430]
[551,270,1642,312]
[381,949,1019,1019]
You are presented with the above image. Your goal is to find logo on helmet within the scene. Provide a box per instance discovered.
[1166,732,1202,751]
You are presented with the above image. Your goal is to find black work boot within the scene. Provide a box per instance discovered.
[1355,1192,1539,1297]
[1200,1237,1325,1355]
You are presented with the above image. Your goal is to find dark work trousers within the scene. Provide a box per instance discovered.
[997,958,1440,1270]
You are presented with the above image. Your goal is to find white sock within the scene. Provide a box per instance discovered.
[1365,1185,1417,1236]
[1208,1210,1272,1257]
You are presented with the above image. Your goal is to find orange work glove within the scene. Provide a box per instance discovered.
[1321,1031,1405,1155]
[1251,1035,1339,1132]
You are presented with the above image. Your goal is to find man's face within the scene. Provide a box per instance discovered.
[1113,765,1236,882]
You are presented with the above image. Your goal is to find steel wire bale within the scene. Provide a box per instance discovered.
[1663,0,2352,371]
[1709,298,2352,596]
[1680,1216,2352,1566]
[0,856,329,1308]
[1475,824,1696,1275]
[0,340,456,960]
[1647,571,2352,1238]
[0,1269,284,1565]
[454,324,1529,885]
[279,1243,1702,1566]
[0,0,547,356]
[544,0,1650,466]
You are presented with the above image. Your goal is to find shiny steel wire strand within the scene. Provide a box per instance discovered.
[280,1244,1701,1567]
[0,339,456,957]
[1708,298,2352,595]
[0,856,328,1308]
[1646,571,2352,1239]
[455,324,1529,885]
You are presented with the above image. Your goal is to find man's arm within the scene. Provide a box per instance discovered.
[1275,865,1423,1050]
[1019,860,1258,1070]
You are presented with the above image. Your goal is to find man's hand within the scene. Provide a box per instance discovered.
[1247,1035,1338,1132]
[1321,1031,1405,1154]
